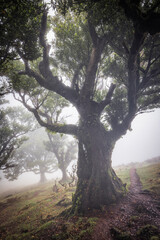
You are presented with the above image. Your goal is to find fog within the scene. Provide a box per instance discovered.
[0,170,61,195]
[112,109,160,166]
[1,94,160,195]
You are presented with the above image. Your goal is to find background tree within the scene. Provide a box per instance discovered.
[2,0,160,214]
[44,133,77,183]
[3,129,58,183]
[0,101,34,170]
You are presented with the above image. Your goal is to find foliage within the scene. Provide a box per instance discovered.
[8,61,71,133]
[51,11,91,85]
[0,100,35,170]
[5,0,160,133]
[0,0,45,67]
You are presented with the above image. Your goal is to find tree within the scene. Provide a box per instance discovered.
[44,133,77,183]
[4,130,58,183]
[0,102,34,170]
[0,0,44,67]
[3,0,160,214]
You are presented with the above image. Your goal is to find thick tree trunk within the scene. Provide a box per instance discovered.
[60,166,70,183]
[40,171,47,183]
[70,119,126,214]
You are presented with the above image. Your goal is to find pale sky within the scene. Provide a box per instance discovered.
[112,109,160,166]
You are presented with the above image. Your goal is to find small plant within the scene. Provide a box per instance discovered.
[110,227,131,240]
[136,224,160,240]
[127,215,139,227]
[52,179,59,192]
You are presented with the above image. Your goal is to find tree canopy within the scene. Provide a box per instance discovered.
[0,0,44,67]
[6,0,160,137]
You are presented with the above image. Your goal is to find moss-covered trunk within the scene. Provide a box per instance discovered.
[71,119,125,214]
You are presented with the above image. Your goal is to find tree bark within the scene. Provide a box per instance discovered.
[39,171,47,183]
[59,165,70,183]
[70,117,126,215]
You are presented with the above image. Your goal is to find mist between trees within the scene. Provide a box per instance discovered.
[1,124,78,182]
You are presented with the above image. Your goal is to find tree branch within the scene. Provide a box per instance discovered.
[127,28,145,114]
[98,83,116,113]
[39,11,52,78]
[137,95,160,113]
[19,93,78,136]
[139,68,160,90]
[88,20,98,47]
[18,12,79,107]
[140,88,160,96]
[119,0,160,35]
[19,59,79,106]
[80,37,107,100]
[111,111,135,142]
[71,62,84,91]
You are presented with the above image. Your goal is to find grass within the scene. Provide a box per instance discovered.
[0,181,99,240]
[0,168,131,240]
[0,163,160,239]
[115,166,131,190]
[137,163,160,195]
[0,181,75,240]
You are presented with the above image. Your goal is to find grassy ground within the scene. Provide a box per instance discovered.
[115,166,131,190]
[0,181,75,240]
[137,163,160,195]
[0,181,99,240]
[0,163,160,240]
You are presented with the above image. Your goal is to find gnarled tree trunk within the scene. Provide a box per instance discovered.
[71,118,125,214]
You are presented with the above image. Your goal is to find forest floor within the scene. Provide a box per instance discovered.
[35,167,160,240]
[92,168,160,240]
[0,165,160,240]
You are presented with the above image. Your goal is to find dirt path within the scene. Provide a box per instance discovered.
[93,168,160,240]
